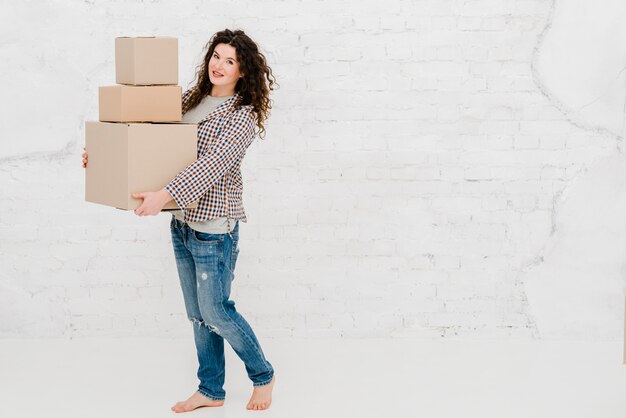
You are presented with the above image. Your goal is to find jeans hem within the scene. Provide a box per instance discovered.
[252,372,275,387]
[197,389,225,401]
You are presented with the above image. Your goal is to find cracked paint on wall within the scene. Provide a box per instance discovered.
[524,0,626,339]
[532,0,626,140]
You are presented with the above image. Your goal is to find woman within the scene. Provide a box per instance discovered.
[82,29,277,412]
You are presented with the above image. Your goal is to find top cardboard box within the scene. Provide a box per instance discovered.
[115,37,178,85]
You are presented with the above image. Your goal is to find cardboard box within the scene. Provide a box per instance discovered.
[99,85,182,122]
[85,121,198,210]
[115,37,178,85]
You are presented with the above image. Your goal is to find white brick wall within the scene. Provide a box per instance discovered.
[1,0,624,340]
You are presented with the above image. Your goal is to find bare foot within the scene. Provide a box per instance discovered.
[246,375,276,410]
[171,391,224,413]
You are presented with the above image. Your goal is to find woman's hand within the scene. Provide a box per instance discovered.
[82,147,88,168]
[132,189,174,216]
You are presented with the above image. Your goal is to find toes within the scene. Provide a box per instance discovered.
[247,399,271,410]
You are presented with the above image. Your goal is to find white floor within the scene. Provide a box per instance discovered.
[0,336,624,418]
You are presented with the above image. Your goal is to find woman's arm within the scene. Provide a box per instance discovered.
[165,108,256,210]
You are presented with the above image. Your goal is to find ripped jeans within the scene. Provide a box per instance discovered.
[170,215,274,401]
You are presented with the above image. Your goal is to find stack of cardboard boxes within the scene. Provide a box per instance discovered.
[85,36,197,211]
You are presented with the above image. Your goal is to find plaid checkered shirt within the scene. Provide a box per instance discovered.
[165,89,257,223]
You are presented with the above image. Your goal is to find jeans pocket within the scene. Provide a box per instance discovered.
[192,229,224,244]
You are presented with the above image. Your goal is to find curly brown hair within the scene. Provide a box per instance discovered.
[184,29,278,139]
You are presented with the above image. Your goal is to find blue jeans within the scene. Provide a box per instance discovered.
[170,215,274,401]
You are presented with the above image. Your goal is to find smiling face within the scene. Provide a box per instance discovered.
[208,43,243,96]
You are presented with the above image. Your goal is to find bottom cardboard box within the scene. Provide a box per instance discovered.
[85,121,198,211]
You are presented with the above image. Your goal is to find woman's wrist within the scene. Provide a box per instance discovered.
[160,188,173,204]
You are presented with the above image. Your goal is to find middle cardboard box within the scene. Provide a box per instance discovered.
[99,85,182,122]
[85,121,198,211]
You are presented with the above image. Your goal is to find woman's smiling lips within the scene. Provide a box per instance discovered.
[212,71,224,77]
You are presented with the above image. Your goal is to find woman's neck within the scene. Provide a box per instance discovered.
[210,85,235,97]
